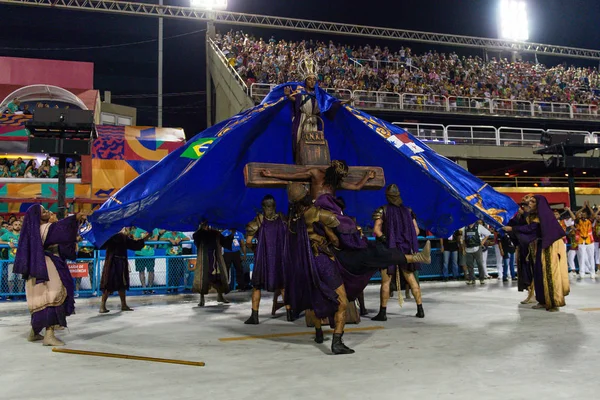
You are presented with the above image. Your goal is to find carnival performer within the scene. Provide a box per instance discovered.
[285,183,431,354]
[192,223,232,307]
[565,225,578,275]
[371,184,425,321]
[566,202,596,279]
[284,73,319,161]
[262,159,374,251]
[503,195,569,311]
[285,182,361,355]
[507,204,535,303]
[282,58,349,162]
[244,195,291,324]
[14,205,87,346]
[99,228,147,314]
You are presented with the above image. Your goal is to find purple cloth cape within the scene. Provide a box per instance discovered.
[383,204,420,273]
[29,215,79,333]
[314,193,368,250]
[251,216,288,292]
[13,204,48,282]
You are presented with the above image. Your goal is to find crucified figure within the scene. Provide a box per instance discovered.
[261,160,375,201]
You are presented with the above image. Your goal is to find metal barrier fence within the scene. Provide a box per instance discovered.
[249,83,600,122]
[0,239,509,300]
[392,122,599,147]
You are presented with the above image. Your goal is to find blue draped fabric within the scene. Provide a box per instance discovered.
[86,82,518,246]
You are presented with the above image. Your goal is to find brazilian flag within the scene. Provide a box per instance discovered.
[180,138,216,160]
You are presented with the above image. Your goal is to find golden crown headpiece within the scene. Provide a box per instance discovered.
[298,56,319,79]
[331,160,349,177]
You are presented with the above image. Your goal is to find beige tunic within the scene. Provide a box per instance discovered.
[25,223,66,314]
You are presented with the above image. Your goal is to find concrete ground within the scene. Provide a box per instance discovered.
[1,278,599,400]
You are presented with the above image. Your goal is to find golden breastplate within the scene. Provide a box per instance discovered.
[303,207,334,257]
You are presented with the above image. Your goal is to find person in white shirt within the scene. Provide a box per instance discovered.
[461,221,492,285]
[480,223,493,279]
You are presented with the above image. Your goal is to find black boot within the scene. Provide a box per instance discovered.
[331,333,355,355]
[244,310,259,325]
[416,304,425,318]
[286,308,296,322]
[371,307,387,321]
[314,327,324,344]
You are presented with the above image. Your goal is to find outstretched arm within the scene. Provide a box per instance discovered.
[261,168,312,181]
[340,170,376,190]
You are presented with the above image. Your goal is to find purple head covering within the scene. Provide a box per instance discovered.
[534,195,566,249]
[13,204,48,282]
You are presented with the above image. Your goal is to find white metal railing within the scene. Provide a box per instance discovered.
[353,90,401,109]
[572,103,600,120]
[392,122,447,143]
[491,98,534,117]
[394,124,596,147]
[324,88,352,101]
[208,38,249,95]
[446,125,499,146]
[401,93,446,112]
[532,101,573,119]
[248,83,600,122]
[250,83,276,100]
[498,127,545,147]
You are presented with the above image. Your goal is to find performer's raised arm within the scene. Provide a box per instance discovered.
[283,86,297,102]
[261,168,313,181]
[565,206,577,221]
[340,170,376,191]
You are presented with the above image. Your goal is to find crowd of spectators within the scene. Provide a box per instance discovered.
[215,30,600,108]
[0,157,81,179]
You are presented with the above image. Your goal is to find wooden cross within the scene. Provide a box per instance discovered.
[243,116,382,325]
[244,120,385,191]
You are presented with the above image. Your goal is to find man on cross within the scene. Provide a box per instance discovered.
[262,160,375,201]
[262,160,375,250]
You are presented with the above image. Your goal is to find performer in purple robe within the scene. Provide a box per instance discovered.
[99,228,146,313]
[14,205,86,346]
[507,205,535,303]
[192,223,233,307]
[262,160,375,249]
[371,184,425,321]
[285,183,431,355]
[244,195,291,324]
[503,195,569,311]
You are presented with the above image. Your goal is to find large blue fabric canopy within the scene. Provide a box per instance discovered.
[86,83,518,246]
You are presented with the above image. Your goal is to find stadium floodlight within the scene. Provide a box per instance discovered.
[190,0,227,9]
[499,0,529,41]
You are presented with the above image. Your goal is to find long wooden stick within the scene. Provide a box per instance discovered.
[219,325,384,342]
[52,348,205,367]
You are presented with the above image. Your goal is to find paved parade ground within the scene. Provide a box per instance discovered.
[1,280,599,400]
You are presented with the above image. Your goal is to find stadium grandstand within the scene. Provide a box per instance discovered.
[216,30,600,120]
[207,30,600,208]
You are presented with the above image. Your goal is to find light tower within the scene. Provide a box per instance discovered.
[498,0,530,62]
[190,0,228,128]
